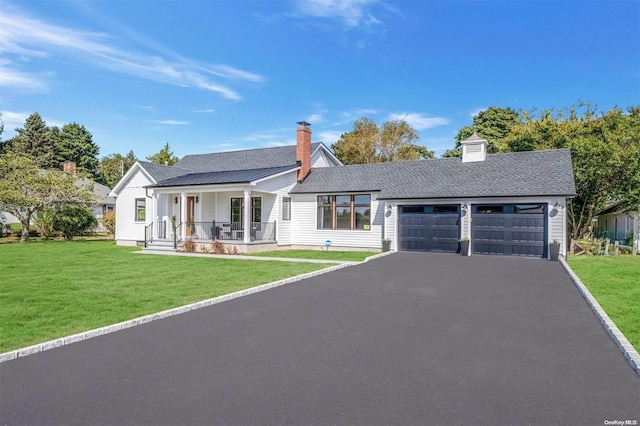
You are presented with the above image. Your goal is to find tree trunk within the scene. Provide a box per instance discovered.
[20,218,30,242]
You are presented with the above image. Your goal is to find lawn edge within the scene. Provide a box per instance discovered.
[0,261,357,363]
[560,257,640,377]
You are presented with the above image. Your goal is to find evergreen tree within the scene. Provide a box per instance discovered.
[146,142,178,166]
[11,113,56,168]
[54,122,100,177]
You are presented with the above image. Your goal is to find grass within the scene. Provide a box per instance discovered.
[567,256,640,352]
[0,240,333,353]
[248,249,379,262]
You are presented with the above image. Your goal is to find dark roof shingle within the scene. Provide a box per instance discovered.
[174,143,322,173]
[138,161,192,182]
[291,149,576,199]
[151,166,298,188]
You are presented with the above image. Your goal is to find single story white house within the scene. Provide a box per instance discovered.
[596,202,639,250]
[109,122,576,258]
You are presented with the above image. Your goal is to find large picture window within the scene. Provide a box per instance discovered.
[135,198,146,222]
[230,197,261,223]
[317,194,371,230]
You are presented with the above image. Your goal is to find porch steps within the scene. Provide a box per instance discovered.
[143,239,178,253]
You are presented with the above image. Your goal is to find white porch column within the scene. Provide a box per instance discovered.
[180,192,187,240]
[243,188,251,244]
[151,192,158,239]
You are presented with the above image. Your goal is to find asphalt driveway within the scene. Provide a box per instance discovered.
[1,253,639,425]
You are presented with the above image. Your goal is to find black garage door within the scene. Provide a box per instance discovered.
[399,205,460,252]
[472,204,546,257]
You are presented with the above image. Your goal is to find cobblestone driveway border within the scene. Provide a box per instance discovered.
[560,257,640,376]
[0,251,394,363]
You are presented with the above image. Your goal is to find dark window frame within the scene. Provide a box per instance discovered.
[135,198,146,222]
[317,194,371,231]
[230,197,262,223]
[282,197,291,221]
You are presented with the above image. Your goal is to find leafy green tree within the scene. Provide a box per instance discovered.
[332,117,433,165]
[0,153,95,242]
[147,142,178,166]
[10,112,56,169]
[102,210,116,235]
[98,151,137,188]
[53,123,100,177]
[34,206,57,239]
[53,204,97,240]
[501,103,640,240]
[442,106,520,157]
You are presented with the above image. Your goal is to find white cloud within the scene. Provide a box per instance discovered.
[317,130,343,144]
[306,113,324,123]
[152,120,190,125]
[193,108,216,113]
[0,60,49,91]
[0,111,30,131]
[388,112,450,130]
[0,5,264,100]
[293,0,384,28]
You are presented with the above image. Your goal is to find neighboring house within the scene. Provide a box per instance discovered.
[596,202,639,249]
[85,178,116,232]
[109,123,576,258]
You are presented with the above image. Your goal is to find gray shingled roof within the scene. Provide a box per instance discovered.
[151,166,298,188]
[174,143,322,173]
[291,149,576,199]
[138,161,192,182]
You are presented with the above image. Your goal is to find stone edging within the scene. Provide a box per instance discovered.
[559,257,640,376]
[0,260,363,364]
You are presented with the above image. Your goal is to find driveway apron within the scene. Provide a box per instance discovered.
[1,253,638,425]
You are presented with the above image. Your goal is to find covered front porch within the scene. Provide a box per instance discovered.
[145,186,278,247]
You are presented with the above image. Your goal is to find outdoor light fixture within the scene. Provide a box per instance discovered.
[463,203,469,210]
[195,196,199,203]
[386,205,392,212]
[174,197,178,204]
[553,202,561,208]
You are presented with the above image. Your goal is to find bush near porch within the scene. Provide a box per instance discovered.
[0,241,333,353]
[567,256,640,352]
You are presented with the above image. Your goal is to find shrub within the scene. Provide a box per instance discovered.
[34,207,57,239]
[210,239,225,254]
[53,204,98,241]
[199,245,209,254]
[181,239,196,253]
[225,245,238,255]
[102,210,116,235]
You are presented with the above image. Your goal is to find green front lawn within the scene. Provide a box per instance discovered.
[0,241,333,353]
[248,249,379,262]
[568,256,640,351]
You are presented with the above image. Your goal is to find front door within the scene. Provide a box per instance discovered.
[186,196,195,236]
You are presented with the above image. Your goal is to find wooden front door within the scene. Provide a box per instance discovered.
[186,196,195,236]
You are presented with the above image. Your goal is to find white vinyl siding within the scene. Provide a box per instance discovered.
[253,170,298,245]
[114,169,154,244]
[291,193,383,249]
[311,150,333,168]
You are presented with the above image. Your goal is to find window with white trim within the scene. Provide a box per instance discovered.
[135,198,146,222]
[282,197,291,221]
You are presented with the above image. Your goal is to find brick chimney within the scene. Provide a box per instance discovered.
[63,161,77,176]
[296,121,311,182]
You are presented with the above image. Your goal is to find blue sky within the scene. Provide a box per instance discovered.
[1,0,638,159]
